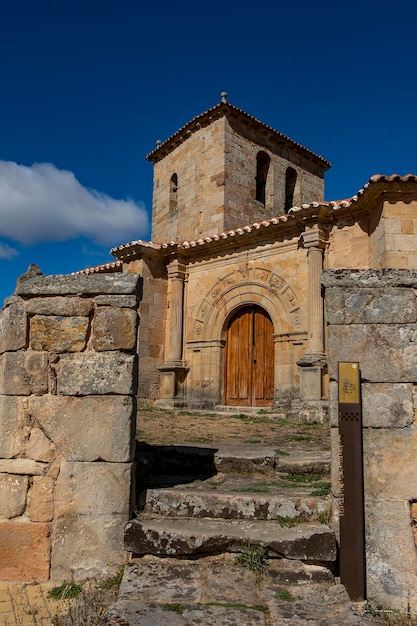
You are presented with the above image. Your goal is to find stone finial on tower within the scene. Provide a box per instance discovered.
[156,139,161,146]
[221,92,227,103]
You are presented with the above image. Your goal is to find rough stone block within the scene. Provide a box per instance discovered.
[327,324,417,382]
[29,395,134,462]
[16,271,140,296]
[328,381,338,427]
[95,295,138,308]
[30,315,89,352]
[363,428,417,499]
[325,287,417,325]
[50,515,126,581]
[365,498,417,612]
[0,474,28,518]
[0,396,26,459]
[54,461,133,516]
[26,427,58,463]
[92,308,138,351]
[0,351,48,395]
[0,459,49,475]
[0,521,50,581]
[28,476,54,522]
[57,352,136,395]
[322,268,417,289]
[330,427,342,498]
[362,383,414,427]
[26,296,94,316]
[0,301,27,354]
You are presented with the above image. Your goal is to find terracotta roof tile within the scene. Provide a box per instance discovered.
[146,99,331,169]
[71,260,123,275]
[111,174,417,260]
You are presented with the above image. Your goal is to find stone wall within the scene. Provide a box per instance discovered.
[0,265,140,582]
[323,268,417,612]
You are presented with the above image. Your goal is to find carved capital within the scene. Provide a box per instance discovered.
[167,258,187,281]
[300,229,328,250]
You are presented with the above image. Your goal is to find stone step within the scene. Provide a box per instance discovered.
[139,475,330,522]
[124,518,337,564]
[105,554,369,626]
[136,442,330,477]
[106,555,373,626]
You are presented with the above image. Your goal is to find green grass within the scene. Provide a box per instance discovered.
[317,510,330,524]
[163,603,185,614]
[282,473,323,483]
[231,485,271,493]
[185,436,213,443]
[275,448,291,456]
[277,515,300,527]
[206,602,269,613]
[311,482,331,496]
[285,434,312,442]
[274,588,296,602]
[229,413,272,424]
[206,480,224,489]
[48,565,126,625]
[236,544,269,577]
[48,582,83,600]
[97,564,125,591]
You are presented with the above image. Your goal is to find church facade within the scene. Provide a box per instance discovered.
[107,95,417,409]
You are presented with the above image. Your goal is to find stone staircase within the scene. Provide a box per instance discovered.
[106,414,376,624]
[125,442,336,567]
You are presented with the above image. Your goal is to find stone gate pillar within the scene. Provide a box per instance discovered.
[298,228,327,400]
[158,257,188,404]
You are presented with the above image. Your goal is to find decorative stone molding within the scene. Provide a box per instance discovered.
[191,266,304,341]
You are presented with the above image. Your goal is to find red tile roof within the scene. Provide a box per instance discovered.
[146,98,331,170]
[110,174,417,261]
[71,260,123,275]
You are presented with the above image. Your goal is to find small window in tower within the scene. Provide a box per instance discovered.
[285,167,297,213]
[169,173,178,216]
[255,151,270,205]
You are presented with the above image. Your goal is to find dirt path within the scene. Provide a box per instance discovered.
[136,405,330,451]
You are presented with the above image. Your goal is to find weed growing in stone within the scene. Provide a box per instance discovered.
[277,515,299,528]
[311,482,331,496]
[163,603,185,614]
[275,448,291,456]
[236,544,269,577]
[317,510,330,524]
[285,434,312,442]
[49,565,125,625]
[274,588,296,602]
[364,598,417,624]
[48,582,83,600]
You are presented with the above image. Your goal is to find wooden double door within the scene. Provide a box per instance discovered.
[224,306,274,407]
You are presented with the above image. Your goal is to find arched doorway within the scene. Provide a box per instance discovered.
[224,306,274,407]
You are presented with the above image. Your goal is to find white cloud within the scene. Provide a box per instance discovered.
[0,242,19,260]
[0,161,149,247]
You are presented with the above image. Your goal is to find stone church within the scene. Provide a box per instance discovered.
[92,93,417,410]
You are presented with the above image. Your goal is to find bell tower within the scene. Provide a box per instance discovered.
[147,94,330,243]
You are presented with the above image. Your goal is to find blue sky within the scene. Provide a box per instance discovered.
[1,0,416,305]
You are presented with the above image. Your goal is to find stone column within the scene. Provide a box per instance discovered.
[158,258,188,404]
[166,259,186,363]
[297,228,327,400]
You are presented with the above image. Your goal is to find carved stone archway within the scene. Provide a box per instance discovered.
[185,265,307,407]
